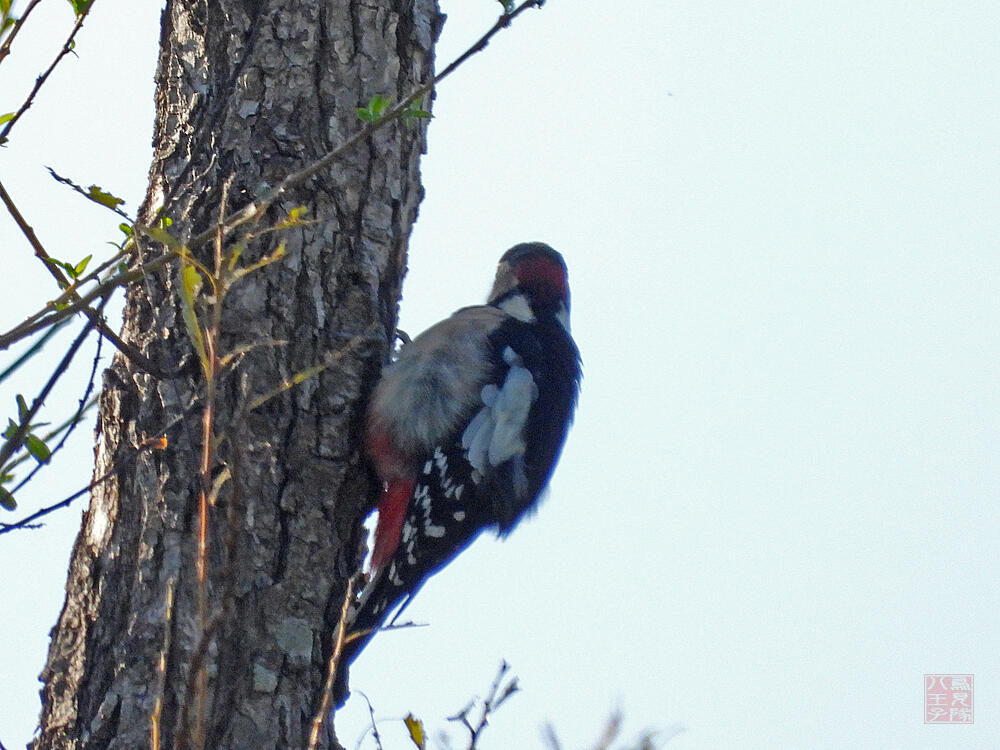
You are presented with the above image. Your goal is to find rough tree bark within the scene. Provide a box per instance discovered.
[34,1,441,747]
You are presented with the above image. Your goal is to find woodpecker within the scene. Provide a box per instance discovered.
[340,242,581,684]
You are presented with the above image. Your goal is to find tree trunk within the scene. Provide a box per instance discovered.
[34,1,440,747]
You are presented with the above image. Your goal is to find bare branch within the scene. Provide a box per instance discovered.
[353,693,384,750]
[591,710,623,750]
[0,177,69,289]
[447,661,520,750]
[541,723,562,750]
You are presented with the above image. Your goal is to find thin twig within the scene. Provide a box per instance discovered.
[541,723,563,750]
[447,661,520,750]
[0,317,72,383]
[308,573,362,750]
[0,0,546,352]
[150,576,177,750]
[173,407,244,750]
[247,329,377,411]
[0,177,68,288]
[0,175,168,374]
[0,482,86,534]
[195,180,233,750]
[45,166,134,220]
[592,711,623,750]
[179,0,546,254]
[353,693,384,750]
[173,610,224,750]
[1,394,96,478]
[0,420,181,536]
[0,7,92,142]
[0,299,102,468]
[8,309,103,496]
[0,241,172,350]
[0,0,43,67]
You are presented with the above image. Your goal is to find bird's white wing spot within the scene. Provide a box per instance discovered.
[480,383,499,406]
[400,519,416,544]
[460,347,537,485]
[388,564,403,586]
[461,407,492,474]
[487,364,536,466]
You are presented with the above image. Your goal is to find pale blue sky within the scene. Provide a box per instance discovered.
[2,1,998,748]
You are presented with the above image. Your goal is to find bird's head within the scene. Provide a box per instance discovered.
[488,242,571,326]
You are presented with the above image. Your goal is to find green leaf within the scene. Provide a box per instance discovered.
[182,263,203,300]
[0,486,15,511]
[179,262,209,374]
[358,94,391,122]
[402,104,433,127]
[369,95,389,116]
[86,185,125,210]
[68,0,93,16]
[146,225,180,250]
[72,254,92,278]
[16,395,29,422]
[3,418,18,440]
[25,434,51,463]
[119,223,133,237]
[0,112,15,126]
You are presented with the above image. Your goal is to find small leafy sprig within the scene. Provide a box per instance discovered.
[358,94,431,127]
[43,254,92,288]
[0,395,52,509]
